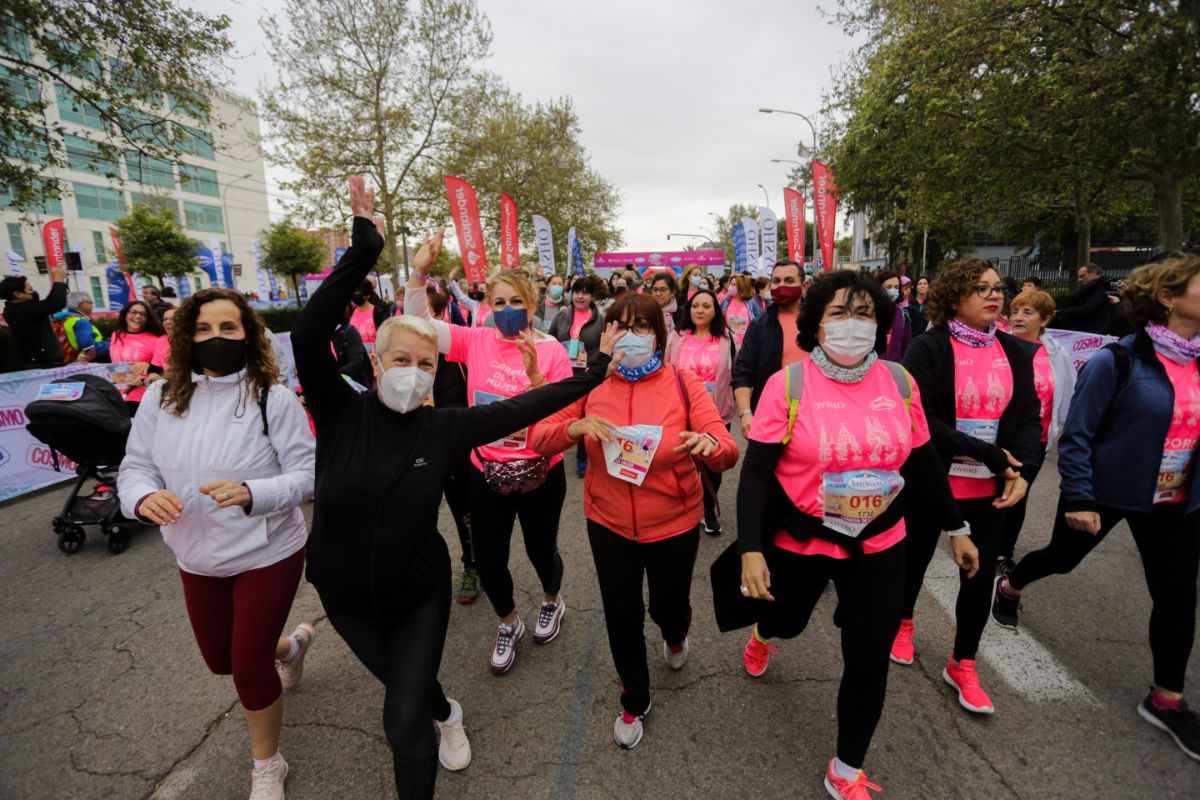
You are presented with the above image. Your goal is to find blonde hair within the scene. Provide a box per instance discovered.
[1122,254,1200,327]
[732,274,754,301]
[1010,289,1057,319]
[376,315,438,355]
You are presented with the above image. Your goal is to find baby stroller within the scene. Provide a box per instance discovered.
[25,374,134,554]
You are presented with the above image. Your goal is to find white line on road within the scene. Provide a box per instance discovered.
[922,551,1098,705]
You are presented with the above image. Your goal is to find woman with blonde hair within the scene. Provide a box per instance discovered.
[720,274,764,348]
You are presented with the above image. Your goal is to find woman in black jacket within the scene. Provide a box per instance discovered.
[291,178,618,800]
[549,275,605,477]
[894,258,1043,716]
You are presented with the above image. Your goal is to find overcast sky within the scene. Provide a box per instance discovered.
[208,0,863,251]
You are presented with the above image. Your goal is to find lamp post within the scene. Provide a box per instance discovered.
[219,172,254,288]
[756,184,770,207]
[760,108,821,268]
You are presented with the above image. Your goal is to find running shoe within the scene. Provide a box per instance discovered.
[612,701,651,749]
[434,698,472,771]
[991,576,1022,629]
[943,657,994,714]
[458,568,481,605]
[249,754,288,800]
[663,637,689,671]
[1138,692,1200,762]
[489,617,525,674]
[533,597,566,644]
[823,759,882,799]
[276,622,316,690]
[743,629,779,677]
[703,509,722,536]
[995,555,1016,577]
[889,619,914,665]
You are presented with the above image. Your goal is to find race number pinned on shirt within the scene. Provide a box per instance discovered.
[822,469,905,537]
[565,338,587,368]
[36,382,85,401]
[1155,449,1193,504]
[601,424,663,486]
[473,390,528,449]
[949,419,999,478]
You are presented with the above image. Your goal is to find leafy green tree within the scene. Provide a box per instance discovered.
[113,203,197,284]
[0,2,232,211]
[260,220,325,308]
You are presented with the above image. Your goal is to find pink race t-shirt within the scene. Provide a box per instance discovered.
[675,332,720,392]
[110,331,164,403]
[569,308,590,339]
[151,334,171,370]
[750,358,931,559]
[1032,344,1055,443]
[724,297,751,346]
[948,338,1013,499]
[1154,353,1200,504]
[350,305,376,345]
[448,325,573,468]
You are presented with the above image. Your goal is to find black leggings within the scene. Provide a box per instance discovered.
[1001,442,1048,559]
[324,572,453,800]
[468,461,567,618]
[443,454,475,570]
[756,542,906,768]
[701,423,731,519]
[587,521,699,717]
[904,497,1003,661]
[1010,497,1200,692]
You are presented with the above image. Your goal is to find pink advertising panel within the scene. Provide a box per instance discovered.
[593,250,727,274]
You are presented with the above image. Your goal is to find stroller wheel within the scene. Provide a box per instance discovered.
[57,525,86,555]
[106,526,130,555]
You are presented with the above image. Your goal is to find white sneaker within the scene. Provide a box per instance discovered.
[489,617,525,674]
[277,623,316,690]
[613,701,651,750]
[249,754,288,800]
[663,637,689,671]
[533,597,566,644]
[435,699,472,771]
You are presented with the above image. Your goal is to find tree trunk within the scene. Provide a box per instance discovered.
[1073,176,1092,270]
[291,274,301,309]
[1150,171,1185,253]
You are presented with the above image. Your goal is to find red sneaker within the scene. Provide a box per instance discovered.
[943,656,994,714]
[823,759,882,799]
[743,629,779,677]
[890,619,914,665]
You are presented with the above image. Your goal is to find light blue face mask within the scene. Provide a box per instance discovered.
[548,285,564,300]
[690,274,703,287]
[613,331,656,368]
[886,287,900,301]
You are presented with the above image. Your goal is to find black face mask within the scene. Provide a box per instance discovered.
[615,286,627,295]
[469,290,486,302]
[351,293,366,306]
[193,336,247,376]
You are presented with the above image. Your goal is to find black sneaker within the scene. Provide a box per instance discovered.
[991,576,1021,629]
[702,509,721,536]
[1138,693,1200,762]
[995,556,1016,577]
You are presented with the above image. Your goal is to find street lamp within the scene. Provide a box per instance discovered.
[770,159,802,166]
[667,232,715,248]
[760,107,821,266]
[219,172,254,287]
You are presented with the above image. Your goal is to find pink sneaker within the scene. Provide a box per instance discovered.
[943,656,994,714]
[823,759,882,799]
[277,623,316,690]
[890,619,914,665]
[743,629,779,677]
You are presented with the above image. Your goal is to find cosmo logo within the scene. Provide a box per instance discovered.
[992,358,1009,369]
[0,406,26,431]
[869,396,897,411]
[26,444,76,472]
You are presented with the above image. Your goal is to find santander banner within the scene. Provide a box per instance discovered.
[783,187,805,263]
[42,219,65,269]
[443,175,488,285]
[812,160,838,271]
[499,192,520,269]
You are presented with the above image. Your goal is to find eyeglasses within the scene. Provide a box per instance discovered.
[615,320,653,335]
[650,286,671,295]
[971,284,1008,299]
[127,310,148,318]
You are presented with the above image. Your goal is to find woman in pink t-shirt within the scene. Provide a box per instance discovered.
[109,300,166,416]
[897,259,1043,717]
[720,274,764,348]
[406,264,578,675]
[549,275,605,477]
[665,288,738,535]
[735,270,976,798]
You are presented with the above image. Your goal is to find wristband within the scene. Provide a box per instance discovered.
[946,522,972,537]
[739,410,753,418]
[704,432,719,447]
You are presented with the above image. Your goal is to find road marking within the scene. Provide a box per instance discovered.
[549,609,605,800]
[922,551,1098,704]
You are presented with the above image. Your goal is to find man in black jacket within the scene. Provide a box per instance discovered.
[732,259,805,436]
[1,265,68,367]
[1052,263,1111,334]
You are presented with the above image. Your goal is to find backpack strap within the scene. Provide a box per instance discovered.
[879,360,912,414]
[1104,342,1132,389]
[671,365,721,517]
[782,360,805,444]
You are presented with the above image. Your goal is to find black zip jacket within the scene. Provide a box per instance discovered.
[548,304,603,374]
[732,303,785,411]
[292,217,610,618]
[2,282,68,366]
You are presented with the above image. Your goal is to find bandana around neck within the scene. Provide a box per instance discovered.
[812,346,878,384]
[1146,322,1200,364]
[948,317,998,348]
[616,352,663,381]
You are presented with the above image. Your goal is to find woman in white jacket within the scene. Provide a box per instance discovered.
[118,288,316,800]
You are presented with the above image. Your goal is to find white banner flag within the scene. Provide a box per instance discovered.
[741,216,760,266]
[532,215,556,275]
[209,239,226,288]
[251,239,269,298]
[131,271,146,296]
[6,249,23,277]
[758,206,778,264]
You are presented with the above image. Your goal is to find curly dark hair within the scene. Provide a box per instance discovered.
[604,292,669,353]
[1121,253,1200,328]
[114,300,165,342]
[924,258,997,327]
[161,288,279,417]
[675,288,728,339]
[798,269,893,353]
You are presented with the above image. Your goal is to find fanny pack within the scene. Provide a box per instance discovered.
[475,448,550,494]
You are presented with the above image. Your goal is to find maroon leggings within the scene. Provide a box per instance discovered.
[179,547,306,711]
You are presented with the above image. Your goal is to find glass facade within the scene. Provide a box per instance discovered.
[56,83,106,129]
[7,222,26,259]
[173,123,214,159]
[184,201,224,232]
[126,151,175,188]
[74,182,125,221]
[179,164,219,197]
[91,230,106,261]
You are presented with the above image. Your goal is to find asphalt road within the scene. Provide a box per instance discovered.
[1,447,1198,800]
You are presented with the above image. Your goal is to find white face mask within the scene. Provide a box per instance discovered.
[376,360,435,413]
[613,331,657,368]
[821,319,878,365]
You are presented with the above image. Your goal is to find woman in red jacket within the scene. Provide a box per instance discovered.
[529,292,738,751]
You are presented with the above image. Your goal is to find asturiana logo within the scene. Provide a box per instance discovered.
[869,396,897,411]
[847,472,886,493]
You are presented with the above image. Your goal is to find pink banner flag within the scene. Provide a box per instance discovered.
[42,219,65,269]
[499,192,520,269]
[783,187,804,263]
[443,175,489,285]
[812,160,838,271]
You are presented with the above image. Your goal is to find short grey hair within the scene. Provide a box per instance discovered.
[67,291,93,309]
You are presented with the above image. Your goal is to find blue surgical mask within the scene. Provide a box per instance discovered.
[493,305,529,337]
[690,274,703,287]
[548,285,564,300]
[886,287,899,301]
[613,331,656,368]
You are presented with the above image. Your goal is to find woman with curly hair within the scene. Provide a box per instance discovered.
[994,254,1200,760]
[117,288,317,800]
[892,259,1043,716]
[109,299,166,416]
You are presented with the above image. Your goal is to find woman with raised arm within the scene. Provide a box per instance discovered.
[293,178,618,800]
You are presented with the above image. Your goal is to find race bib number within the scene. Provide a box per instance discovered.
[822,469,905,538]
[473,390,528,449]
[1154,449,1192,504]
[36,382,85,401]
[727,314,748,332]
[565,338,587,368]
[601,424,663,486]
[703,381,716,398]
[949,418,999,479]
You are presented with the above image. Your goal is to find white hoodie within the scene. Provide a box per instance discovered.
[118,372,315,577]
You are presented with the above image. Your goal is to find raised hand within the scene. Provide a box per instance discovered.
[517,329,543,387]
[568,415,617,443]
[137,489,183,525]
[349,175,375,220]
[410,228,446,277]
[597,320,626,356]
[673,430,718,457]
